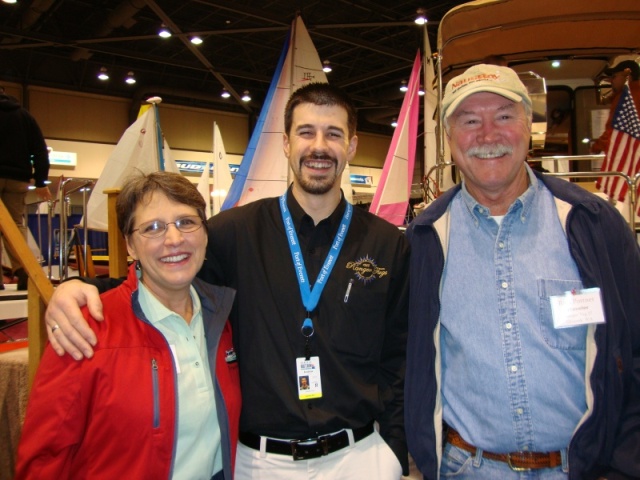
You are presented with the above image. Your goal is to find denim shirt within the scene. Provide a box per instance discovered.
[440,168,588,453]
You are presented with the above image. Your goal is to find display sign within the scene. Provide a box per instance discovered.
[48,150,77,168]
[350,174,373,186]
[175,160,239,176]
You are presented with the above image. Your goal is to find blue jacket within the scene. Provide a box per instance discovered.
[405,171,640,480]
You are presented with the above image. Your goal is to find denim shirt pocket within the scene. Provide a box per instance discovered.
[537,278,588,350]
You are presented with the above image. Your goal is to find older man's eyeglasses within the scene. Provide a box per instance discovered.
[132,215,204,238]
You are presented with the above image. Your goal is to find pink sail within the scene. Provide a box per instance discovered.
[369,51,421,225]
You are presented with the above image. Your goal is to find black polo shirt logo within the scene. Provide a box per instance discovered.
[346,255,388,283]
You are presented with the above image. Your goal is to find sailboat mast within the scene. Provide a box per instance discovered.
[211,121,218,217]
[286,17,298,186]
[152,102,165,171]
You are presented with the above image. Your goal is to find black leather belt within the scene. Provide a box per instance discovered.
[239,422,374,461]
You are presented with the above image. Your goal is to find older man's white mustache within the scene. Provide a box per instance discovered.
[466,145,513,158]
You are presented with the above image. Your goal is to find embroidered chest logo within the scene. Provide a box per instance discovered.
[345,255,388,284]
[225,348,237,363]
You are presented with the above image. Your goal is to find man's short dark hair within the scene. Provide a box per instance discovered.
[284,82,357,138]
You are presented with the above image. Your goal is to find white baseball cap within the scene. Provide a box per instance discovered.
[442,64,532,121]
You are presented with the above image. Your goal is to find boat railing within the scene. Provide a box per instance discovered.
[0,186,128,391]
[0,199,53,388]
[51,178,95,281]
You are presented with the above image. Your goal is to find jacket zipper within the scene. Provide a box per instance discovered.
[151,358,160,428]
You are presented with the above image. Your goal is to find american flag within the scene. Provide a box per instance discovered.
[596,85,640,208]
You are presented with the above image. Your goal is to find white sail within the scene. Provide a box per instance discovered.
[196,160,212,218]
[85,99,179,231]
[197,122,232,218]
[223,16,351,209]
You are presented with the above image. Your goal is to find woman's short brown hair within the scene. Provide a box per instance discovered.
[116,170,206,237]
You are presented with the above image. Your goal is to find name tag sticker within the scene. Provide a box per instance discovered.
[296,356,322,400]
[550,287,605,329]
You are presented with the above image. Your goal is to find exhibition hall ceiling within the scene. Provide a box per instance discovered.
[0,0,468,133]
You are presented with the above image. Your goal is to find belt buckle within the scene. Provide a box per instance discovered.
[290,439,305,461]
[506,453,531,472]
[317,434,330,456]
[290,434,332,461]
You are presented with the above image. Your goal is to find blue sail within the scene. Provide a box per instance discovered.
[221,33,290,210]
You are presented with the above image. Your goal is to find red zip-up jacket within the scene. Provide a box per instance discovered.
[15,264,240,479]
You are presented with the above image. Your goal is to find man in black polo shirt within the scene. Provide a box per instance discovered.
[44,83,410,479]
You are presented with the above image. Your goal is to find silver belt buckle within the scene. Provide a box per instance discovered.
[290,439,304,460]
[317,434,330,455]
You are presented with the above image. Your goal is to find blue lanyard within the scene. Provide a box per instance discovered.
[279,192,352,337]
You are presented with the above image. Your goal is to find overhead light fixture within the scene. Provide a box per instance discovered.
[415,8,427,25]
[125,71,136,85]
[158,24,171,38]
[2,0,18,4]
[418,85,425,96]
[399,80,408,92]
[97,67,109,81]
[221,89,231,99]
[391,118,398,128]
[322,60,332,73]
[551,60,561,68]
[241,90,251,102]
[190,36,203,45]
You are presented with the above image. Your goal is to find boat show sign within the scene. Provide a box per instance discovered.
[350,174,373,186]
[175,160,239,176]
[48,150,77,168]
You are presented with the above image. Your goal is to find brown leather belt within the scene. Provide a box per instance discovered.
[446,427,562,471]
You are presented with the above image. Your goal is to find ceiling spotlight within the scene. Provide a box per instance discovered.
[158,24,171,38]
[415,8,427,25]
[322,60,332,73]
[399,80,408,92]
[241,90,251,102]
[2,0,18,4]
[418,85,425,96]
[551,60,561,68]
[391,118,398,128]
[190,36,203,45]
[125,71,136,85]
[221,89,231,99]
[97,67,109,81]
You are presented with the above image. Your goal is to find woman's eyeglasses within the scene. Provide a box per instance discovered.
[132,215,204,238]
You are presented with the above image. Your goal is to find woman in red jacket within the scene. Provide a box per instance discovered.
[16,171,240,479]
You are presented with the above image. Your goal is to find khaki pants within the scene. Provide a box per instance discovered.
[235,430,403,480]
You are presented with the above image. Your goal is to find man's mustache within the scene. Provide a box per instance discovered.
[466,144,513,158]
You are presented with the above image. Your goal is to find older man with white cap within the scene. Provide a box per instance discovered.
[404,64,640,479]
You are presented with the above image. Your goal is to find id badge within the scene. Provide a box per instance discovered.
[549,287,605,329]
[296,356,322,400]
